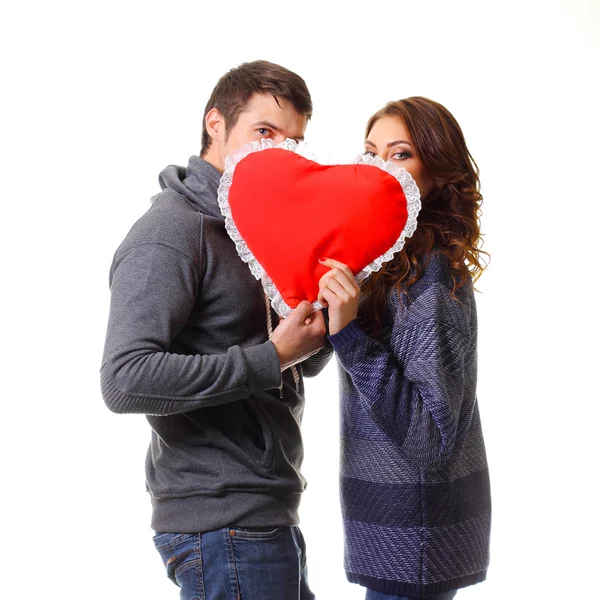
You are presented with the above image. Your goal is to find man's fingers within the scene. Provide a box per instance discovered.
[310,308,325,324]
[308,308,326,333]
[291,300,314,322]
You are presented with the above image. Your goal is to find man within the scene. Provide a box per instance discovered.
[100,60,331,600]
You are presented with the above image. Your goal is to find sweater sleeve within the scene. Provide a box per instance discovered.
[100,241,281,416]
[299,340,334,378]
[329,283,472,468]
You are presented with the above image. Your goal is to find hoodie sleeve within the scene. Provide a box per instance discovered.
[100,237,282,416]
[299,341,334,378]
[329,282,473,468]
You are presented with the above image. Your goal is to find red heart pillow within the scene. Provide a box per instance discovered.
[218,139,421,317]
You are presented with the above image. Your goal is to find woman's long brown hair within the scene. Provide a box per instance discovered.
[360,97,489,322]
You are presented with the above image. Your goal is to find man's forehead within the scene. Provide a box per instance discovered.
[243,96,288,116]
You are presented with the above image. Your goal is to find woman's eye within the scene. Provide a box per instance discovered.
[391,151,411,160]
[363,150,376,157]
[257,128,271,137]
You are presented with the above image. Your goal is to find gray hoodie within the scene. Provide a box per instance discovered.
[101,156,332,533]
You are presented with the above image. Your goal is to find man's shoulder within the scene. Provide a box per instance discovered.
[116,189,204,261]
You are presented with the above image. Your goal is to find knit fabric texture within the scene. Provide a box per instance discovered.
[329,252,491,598]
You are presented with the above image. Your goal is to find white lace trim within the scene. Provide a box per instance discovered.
[218,139,326,318]
[217,139,421,317]
[351,153,422,284]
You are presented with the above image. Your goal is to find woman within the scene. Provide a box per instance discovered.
[318,97,491,600]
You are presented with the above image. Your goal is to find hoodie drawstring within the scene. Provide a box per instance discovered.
[264,293,299,396]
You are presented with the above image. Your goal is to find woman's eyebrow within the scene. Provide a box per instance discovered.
[386,140,412,148]
[364,139,412,148]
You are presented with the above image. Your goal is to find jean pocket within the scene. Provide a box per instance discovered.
[228,525,284,540]
[152,532,201,588]
[152,532,193,552]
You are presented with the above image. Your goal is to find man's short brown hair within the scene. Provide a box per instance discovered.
[200,60,312,155]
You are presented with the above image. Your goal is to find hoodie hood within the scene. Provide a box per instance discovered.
[158,156,223,220]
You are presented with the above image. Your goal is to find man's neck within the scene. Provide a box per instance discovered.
[201,147,223,174]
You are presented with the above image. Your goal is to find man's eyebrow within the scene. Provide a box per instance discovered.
[251,120,281,131]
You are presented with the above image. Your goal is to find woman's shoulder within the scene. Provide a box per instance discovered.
[387,250,475,332]
[404,251,449,299]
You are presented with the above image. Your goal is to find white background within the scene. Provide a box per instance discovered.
[2,0,599,598]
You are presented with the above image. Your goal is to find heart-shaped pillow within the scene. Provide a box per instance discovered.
[217,139,421,317]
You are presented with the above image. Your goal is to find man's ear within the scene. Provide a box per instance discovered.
[205,108,223,143]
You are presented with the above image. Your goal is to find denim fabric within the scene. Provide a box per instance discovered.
[153,525,314,600]
[365,590,457,600]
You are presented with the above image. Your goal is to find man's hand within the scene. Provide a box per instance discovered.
[270,301,327,371]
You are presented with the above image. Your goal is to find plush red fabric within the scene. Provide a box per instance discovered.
[228,148,409,310]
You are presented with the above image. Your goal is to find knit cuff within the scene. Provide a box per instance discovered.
[244,341,282,392]
[328,319,364,350]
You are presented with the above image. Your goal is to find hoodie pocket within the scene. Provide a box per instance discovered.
[200,398,276,471]
[242,398,275,469]
[146,403,276,499]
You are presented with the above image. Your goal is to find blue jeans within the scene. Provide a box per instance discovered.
[153,525,314,600]
[366,590,457,600]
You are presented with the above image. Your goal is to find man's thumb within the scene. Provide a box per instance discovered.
[292,301,313,321]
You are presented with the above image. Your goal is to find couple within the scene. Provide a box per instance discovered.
[100,60,491,600]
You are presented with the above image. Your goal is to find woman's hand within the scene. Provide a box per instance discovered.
[317,258,360,335]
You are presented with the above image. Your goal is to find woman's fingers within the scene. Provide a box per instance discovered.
[319,257,349,271]
[318,258,360,295]
[319,286,335,307]
[320,275,350,304]
[319,258,358,283]
[319,269,359,300]
[317,290,329,307]
[319,280,359,336]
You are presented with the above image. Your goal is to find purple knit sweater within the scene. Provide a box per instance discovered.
[329,252,491,597]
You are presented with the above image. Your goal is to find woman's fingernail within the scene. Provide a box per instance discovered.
[318,257,328,262]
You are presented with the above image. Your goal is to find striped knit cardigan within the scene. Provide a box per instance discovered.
[328,252,491,597]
